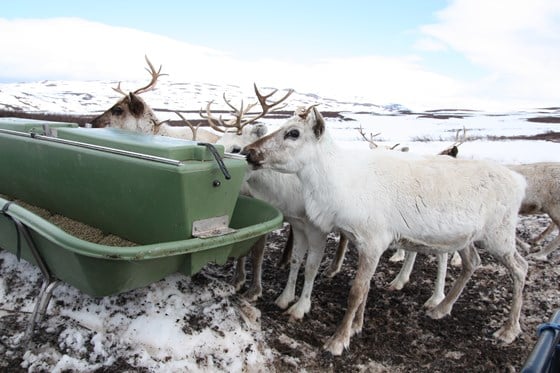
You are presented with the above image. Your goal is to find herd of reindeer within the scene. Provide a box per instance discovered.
[87,57,560,355]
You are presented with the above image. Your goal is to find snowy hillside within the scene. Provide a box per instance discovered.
[0,79,402,116]
[1,79,559,165]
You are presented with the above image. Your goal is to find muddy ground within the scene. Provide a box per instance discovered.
[2,214,560,372]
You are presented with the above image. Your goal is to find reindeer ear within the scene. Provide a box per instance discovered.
[311,106,325,139]
[449,146,459,158]
[128,93,145,117]
[253,124,268,138]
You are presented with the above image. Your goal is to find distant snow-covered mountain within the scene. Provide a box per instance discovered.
[0,79,408,118]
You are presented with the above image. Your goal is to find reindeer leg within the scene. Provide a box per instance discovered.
[423,252,448,309]
[450,251,462,267]
[324,238,385,356]
[528,218,560,261]
[324,232,348,278]
[233,256,247,292]
[388,251,417,291]
[530,222,557,245]
[242,235,266,301]
[286,227,327,320]
[277,224,293,269]
[529,233,560,261]
[427,245,479,319]
[275,224,305,310]
[516,236,531,251]
[492,250,527,344]
[389,247,406,262]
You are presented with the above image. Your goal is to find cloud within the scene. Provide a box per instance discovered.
[420,0,560,107]
[413,38,448,52]
[1,9,559,111]
[0,17,465,110]
[0,17,233,82]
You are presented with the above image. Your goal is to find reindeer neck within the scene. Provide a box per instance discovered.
[295,133,343,232]
[137,112,159,134]
[297,133,340,178]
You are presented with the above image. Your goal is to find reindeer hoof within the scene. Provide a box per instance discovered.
[387,280,405,291]
[324,266,340,278]
[286,299,310,320]
[234,282,245,292]
[528,253,548,261]
[242,287,262,302]
[389,251,405,262]
[493,324,521,344]
[275,294,294,310]
[426,305,450,320]
[323,337,347,356]
[423,293,445,309]
[450,252,462,267]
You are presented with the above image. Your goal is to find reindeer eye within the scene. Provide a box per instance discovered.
[284,129,300,139]
[111,106,124,116]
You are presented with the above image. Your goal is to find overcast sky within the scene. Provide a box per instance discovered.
[1,0,559,111]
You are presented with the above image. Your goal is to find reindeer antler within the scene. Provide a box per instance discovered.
[201,83,294,135]
[357,125,402,150]
[111,55,167,96]
[451,126,468,147]
[357,124,382,149]
[173,112,201,140]
[134,55,167,94]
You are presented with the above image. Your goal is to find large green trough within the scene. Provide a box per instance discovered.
[0,194,281,296]
[0,118,283,296]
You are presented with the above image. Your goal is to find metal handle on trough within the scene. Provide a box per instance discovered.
[197,142,231,180]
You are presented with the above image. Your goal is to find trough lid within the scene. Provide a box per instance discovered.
[55,127,223,161]
[0,117,78,133]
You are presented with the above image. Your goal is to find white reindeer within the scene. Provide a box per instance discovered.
[206,93,349,319]
[450,162,560,266]
[509,162,560,260]
[382,128,470,304]
[242,106,528,355]
[90,56,219,142]
[390,157,560,303]
[333,127,474,309]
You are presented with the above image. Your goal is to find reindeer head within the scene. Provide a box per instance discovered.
[438,127,468,158]
[202,83,293,153]
[217,124,268,153]
[357,125,409,152]
[90,93,159,134]
[89,56,165,134]
[242,105,325,173]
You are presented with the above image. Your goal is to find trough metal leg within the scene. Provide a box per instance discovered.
[1,202,59,348]
[23,279,60,346]
[19,221,60,348]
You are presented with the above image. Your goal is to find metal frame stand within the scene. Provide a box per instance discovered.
[1,202,60,348]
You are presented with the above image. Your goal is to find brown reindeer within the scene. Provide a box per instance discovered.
[90,56,219,142]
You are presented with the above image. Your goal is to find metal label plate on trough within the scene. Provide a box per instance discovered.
[192,215,236,238]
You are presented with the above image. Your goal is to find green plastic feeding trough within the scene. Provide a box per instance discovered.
[0,118,283,297]
[0,194,281,296]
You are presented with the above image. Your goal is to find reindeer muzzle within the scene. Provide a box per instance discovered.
[241,147,262,169]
